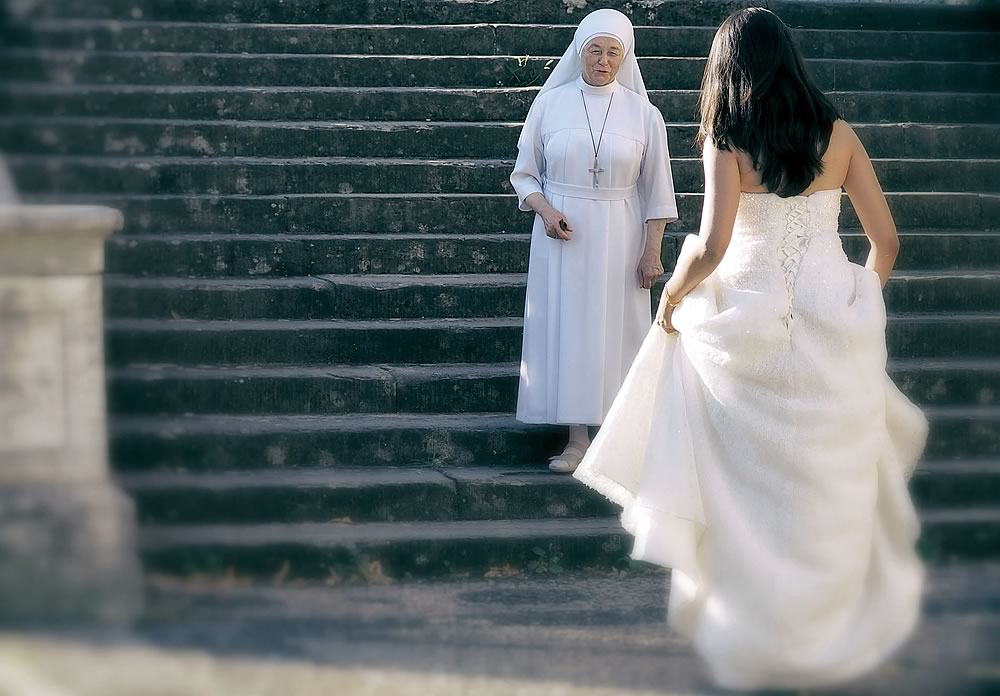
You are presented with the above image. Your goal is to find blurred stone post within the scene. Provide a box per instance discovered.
[0,156,15,202]
[0,201,143,624]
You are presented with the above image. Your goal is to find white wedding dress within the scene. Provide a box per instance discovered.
[574,189,929,690]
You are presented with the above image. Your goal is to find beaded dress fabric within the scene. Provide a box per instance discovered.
[574,190,929,690]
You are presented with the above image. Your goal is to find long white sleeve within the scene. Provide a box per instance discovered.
[510,97,547,212]
[638,105,678,223]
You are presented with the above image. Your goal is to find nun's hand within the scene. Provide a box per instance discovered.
[637,250,664,290]
[541,209,573,241]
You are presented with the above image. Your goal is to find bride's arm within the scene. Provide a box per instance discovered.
[661,138,740,305]
[842,124,898,288]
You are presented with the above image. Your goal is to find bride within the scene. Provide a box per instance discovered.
[574,7,928,691]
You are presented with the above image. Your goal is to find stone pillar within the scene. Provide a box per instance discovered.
[0,204,142,625]
[0,157,17,203]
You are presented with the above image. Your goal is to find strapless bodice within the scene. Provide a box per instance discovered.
[732,189,842,240]
[713,189,873,331]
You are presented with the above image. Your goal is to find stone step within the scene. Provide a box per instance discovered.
[104,233,551,277]
[5,85,998,124]
[104,232,1000,277]
[917,508,1000,563]
[5,51,998,92]
[107,359,1000,416]
[122,467,616,524]
[108,363,518,417]
[104,232,639,277]
[104,314,1000,366]
[893,360,1000,408]
[5,118,999,160]
[7,22,1000,61]
[109,412,561,471]
[22,193,1000,236]
[137,516,634,579]
[109,407,1000,472]
[120,466,617,525]
[135,506,1000,581]
[912,460,1000,510]
[118,459,1000,526]
[19,0,1000,31]
[11,156,999,196]
[102,270,1000,320]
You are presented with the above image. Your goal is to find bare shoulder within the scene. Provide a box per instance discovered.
[702,135,740,161]
[829,118,864,155]
[832,118,854,136]
[701,137,742,189]
[815,119,862,186]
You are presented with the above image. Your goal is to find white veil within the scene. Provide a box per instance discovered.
[518,9,648,146]
[537,9,647,101]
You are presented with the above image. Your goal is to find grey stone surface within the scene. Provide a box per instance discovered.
[0,204,122,274]
[0,278,106,482]
[0,157,17,203]
[0,483,142,624]
[1,565,998,695]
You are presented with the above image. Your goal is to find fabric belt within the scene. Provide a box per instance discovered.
[544,180,638,201]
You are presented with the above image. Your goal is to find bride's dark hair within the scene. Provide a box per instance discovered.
[697,7,840,197]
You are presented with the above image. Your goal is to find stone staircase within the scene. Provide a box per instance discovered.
[1,0,998,581]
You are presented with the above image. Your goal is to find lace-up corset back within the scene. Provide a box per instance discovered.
[716,190,845,326]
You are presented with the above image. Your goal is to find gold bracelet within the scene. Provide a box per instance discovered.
[664,289,683,309]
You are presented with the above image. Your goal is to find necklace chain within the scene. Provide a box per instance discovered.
[580,89,615,161]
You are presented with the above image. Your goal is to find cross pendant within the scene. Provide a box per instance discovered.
[589,158,605,188]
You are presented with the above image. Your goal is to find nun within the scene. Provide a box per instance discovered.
[511,9,678,472]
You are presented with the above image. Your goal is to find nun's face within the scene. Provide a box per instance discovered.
[581,37,624,86]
